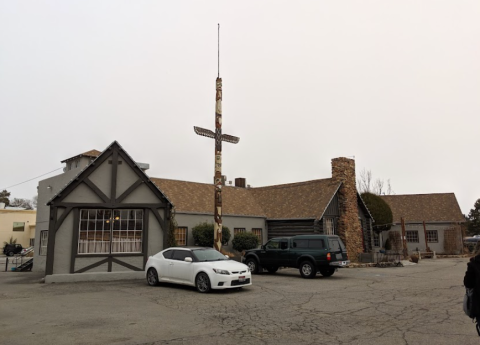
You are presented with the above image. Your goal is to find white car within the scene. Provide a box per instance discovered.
[145,247,252,293]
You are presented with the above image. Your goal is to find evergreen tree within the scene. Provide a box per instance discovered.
[467,199,480,236]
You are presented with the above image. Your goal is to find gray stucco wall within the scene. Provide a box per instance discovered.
[34,170,80,273]
[385,223,459,254]
[174,213,266,251]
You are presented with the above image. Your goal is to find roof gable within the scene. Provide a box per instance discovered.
[380,193,464,223]
[48,141,171,206]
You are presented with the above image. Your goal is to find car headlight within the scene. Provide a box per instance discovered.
[212,268,230,275]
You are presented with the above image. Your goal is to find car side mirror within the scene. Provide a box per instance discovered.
[184,257,193,262]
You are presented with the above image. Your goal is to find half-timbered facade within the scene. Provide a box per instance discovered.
[37,142,173,283]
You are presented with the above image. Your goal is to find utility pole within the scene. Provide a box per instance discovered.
[194,24,240,252]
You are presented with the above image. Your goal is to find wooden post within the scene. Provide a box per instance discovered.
[193,26,240,251]
[423,221,431,252]
[401,217,408,258]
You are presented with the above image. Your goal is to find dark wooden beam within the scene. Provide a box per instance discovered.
[84,178,110,203]
[151,208,165,230]
[70,209,80,274]
[45,207,58,276]
[143,208,150,267]
[55,202,167,209]
[110,147,118,203]
[111,258,143,271]
[75,258,109,273]
[54,207,73,232]
[116,179,143,203]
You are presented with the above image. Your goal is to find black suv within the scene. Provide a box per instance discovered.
[243,235,349,278]
[3,244,23,256]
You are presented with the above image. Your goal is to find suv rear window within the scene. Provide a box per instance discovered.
[293,239,325,249]
[328,238,346,252]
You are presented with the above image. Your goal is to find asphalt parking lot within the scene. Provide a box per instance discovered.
[0,257,476,345]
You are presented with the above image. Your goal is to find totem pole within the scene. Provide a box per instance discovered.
[194,24,240,252]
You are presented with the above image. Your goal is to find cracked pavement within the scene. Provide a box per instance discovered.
[0,258,476,345]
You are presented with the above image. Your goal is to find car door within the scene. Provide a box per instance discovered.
[261,239,282,265]
[170,250,194,283]
[157,249,174,280]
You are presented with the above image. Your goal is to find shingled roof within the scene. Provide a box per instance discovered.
[152,177,342,221]
[151,178,266,217]
[250,179,341,220]
[61,149,102,163]
[380,193,465,223]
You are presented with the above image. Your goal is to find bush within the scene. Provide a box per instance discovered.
[192,222,231,247]
[384,237,392,251]
[361,192,393,231]
[410,254,419,263]
[232,232,259,253]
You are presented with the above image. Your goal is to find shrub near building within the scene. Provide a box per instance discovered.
[232,232,259,253]
[192,222,231,247]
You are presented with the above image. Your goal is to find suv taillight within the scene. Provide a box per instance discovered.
[327,253,331,261]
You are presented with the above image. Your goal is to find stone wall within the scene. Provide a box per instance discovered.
[331,157,364,261]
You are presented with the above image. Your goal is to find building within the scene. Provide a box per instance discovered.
[34,143,373,282]
[380,193,465,254]
[0,203,36,250]
[33,141,173,283]
[154,157,374,260]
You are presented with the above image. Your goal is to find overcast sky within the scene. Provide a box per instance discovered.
[1,1,479,215]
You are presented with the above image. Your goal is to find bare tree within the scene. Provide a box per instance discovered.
[357,169,373,194]
[357,169,394,195]
[32,195,38,209]
[9,198,34,210]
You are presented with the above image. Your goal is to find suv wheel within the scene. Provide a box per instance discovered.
[245,258,259,274]
[299,261,316,279]
[319,268,335,277]
[8,251,14,257]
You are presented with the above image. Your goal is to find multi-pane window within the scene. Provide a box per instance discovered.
[252,228,262,242]
[426,230,438,243]
[373,231,380,247]
[325,218,335,235]
[13,222,25,232]
[406,230,419,243]
[78,209,143,254]
[234,228,246,236]
[39,230,48,256]
[174,227,188,246]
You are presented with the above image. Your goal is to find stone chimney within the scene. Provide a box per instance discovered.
[235,178,246,188]
[331,157,363,261]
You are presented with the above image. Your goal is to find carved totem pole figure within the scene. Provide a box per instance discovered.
[194,76,239,252]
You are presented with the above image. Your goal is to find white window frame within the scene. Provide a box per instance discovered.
[426,230,438,243]
[325,218,335,235]
[78,209,143,254]
[39,230,48,256]
[406,230,419,243]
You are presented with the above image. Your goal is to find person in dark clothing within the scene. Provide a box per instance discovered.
[464,242,480,289]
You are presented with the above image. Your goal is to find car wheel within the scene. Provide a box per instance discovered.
[266,266,278,273]
[8,251,14,257]
[146,268,159,286]
[245,258,259,274]
[195,272,211,293]
[299,261,316,279]
[319,268,335,277]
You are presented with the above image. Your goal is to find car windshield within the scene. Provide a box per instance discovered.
[192,249,228,262]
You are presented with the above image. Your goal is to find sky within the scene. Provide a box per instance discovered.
[1,1,479,216]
